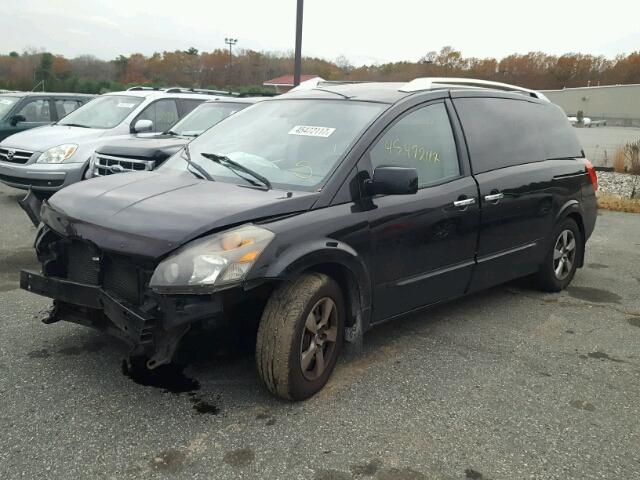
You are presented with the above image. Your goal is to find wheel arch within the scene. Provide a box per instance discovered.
[251,240,372,334]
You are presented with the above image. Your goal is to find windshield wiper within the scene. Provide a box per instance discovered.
[165,129,179,136]
[200,152,271,190]
[60,123,90,128]
[182,144,214,181]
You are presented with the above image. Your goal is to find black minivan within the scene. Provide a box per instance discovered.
[21,79,597,400]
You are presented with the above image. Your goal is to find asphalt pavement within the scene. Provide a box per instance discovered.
[0,183,639,480]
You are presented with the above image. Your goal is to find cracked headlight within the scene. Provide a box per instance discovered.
[150,225,274,293]
[37,144,78,163]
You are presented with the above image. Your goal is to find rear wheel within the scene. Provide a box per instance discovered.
[533,218,582,292]
[256,273,344,400]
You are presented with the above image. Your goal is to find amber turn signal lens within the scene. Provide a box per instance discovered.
[238,251,259,263]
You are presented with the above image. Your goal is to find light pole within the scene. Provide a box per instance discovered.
[225,37,238,83]
[293,0,303,86]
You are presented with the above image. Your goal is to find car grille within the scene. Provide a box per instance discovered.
[92,154,155,177]
[0,147,33,164]
[58,239,142,305]
[102,257,140,305]
[66,241,101,285]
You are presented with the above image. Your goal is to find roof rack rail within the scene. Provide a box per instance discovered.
[317,80,372,86]
[399,77,549,101]
[235,92,279,98]
[164,87,239,96]
[127,86,162,91]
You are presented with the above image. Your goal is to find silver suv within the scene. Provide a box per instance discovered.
[0,87,233,193]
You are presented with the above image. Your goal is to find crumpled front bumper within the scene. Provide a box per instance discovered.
[20,269,224,367]
[21,269,156,344]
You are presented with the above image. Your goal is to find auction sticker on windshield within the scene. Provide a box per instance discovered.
[117,103,136,108]
[288,125,336,138]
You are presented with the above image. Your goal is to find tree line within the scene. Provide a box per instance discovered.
[1,46,639,94]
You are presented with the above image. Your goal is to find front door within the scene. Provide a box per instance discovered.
[360,101,480,322]
[11,98,55,135]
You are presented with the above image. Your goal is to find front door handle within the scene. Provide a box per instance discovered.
[453,197,476,208]
[484,193,504,202]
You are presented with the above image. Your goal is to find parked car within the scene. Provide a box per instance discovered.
[0,91,94,142]
[89,96,262,178]
[20,78,597,400]
[0,87,234,196]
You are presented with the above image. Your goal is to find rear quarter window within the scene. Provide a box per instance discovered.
[455,97,583,174]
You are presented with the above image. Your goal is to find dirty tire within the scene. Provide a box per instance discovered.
[533,217,583,292]
[256,272,344,400]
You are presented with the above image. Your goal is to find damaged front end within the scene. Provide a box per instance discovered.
[21,224,225,369]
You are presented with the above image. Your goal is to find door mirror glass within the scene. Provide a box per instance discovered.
[10,114,26,126]
[133,119,153,133]
[368,166,418,195]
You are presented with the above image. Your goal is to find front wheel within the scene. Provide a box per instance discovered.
[256,273,344,400]
[533,217,583,292]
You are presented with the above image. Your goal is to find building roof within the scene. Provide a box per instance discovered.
[263,75,320,87]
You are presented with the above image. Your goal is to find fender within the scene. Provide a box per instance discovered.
[246,238,372,326]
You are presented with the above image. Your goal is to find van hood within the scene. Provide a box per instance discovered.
[43,172,317,258]
[0,124,107,151]
[96,135,187,161]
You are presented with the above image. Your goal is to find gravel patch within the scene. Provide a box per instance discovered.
[595,171,639,199]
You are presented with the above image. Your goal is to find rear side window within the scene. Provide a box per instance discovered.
[54,99,83,119]
[455,97,583,174]
[179,99,205,117]
[370,103,460,188]
[137,99,179,132]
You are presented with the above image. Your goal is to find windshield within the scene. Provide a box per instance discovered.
[0,96,20,119]
[170,102,250,137]
[160,99,386,190]
[58,95,143,129]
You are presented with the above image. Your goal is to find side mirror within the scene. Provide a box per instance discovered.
[10,114,26,127]
[367,166,418,196]
[132,119,153,133]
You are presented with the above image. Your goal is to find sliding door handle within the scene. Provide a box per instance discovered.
[453,197,476,208]
[484,193,504,202]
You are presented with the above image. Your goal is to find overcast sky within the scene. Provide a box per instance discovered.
[2,0,639,65]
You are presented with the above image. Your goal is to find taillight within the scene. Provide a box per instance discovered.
[583,158,598,191]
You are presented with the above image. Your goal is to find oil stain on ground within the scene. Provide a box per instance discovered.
[187,392,220,415]
[122,360,200,393]
[587,263,609,269]
[255,411,277,426]
[223,448,255,467]
[350,459,383,476]
[150,449,186,473]
[570,400,596,411]
[27,348,50,358]
[628,317,640,328]
[579,351,627,363]
[58,341,106,356]
[465,469,489,480]
[567,286,621,303]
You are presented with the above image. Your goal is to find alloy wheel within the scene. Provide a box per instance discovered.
[553,229,577,280]
[299,297,338,381]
